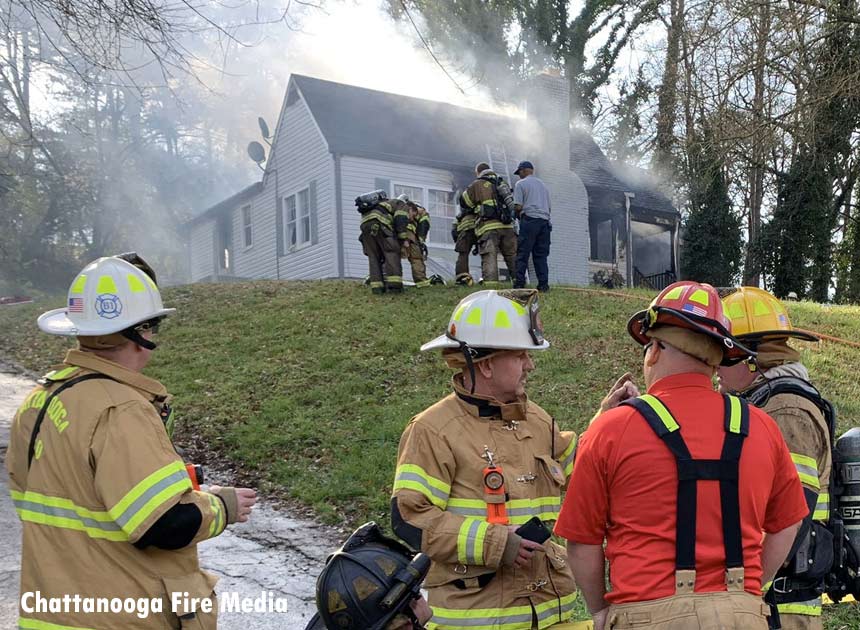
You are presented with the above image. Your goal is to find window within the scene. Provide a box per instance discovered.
[242,205,252,248]
[428,189,455,245]
[283,187,311,250]
[589,215,616,262]
[393,184,423,203]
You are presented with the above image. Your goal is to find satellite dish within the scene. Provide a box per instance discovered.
[258,117,271,139]
[247,141,266,164]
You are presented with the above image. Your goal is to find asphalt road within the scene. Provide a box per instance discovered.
[0,364,337,629]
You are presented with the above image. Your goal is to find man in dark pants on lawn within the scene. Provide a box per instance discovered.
[513,160,552,292]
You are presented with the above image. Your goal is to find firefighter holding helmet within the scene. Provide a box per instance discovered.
[6,255,257,629]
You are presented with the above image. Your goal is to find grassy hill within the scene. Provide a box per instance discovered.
[2,280,859,626]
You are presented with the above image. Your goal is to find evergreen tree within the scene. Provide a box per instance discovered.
[680,129,743,286]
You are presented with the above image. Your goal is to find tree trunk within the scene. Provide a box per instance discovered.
[743,0,770,286]
[652,0,684,184]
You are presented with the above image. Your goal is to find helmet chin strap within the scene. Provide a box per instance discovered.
[121,328,157,351]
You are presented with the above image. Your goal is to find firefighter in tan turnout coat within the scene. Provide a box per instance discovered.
[391,289,582,630]
[717,287,831,630]
[6,256,257,629]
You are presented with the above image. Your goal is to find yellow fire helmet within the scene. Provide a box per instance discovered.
[719,286,818,342]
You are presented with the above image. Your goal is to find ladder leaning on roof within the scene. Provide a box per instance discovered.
[485,144,511,183]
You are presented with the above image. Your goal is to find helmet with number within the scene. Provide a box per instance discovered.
[315,522,430,630]
[37,256,174,338]
[421,289,548,353]
[719,286,818,343]
[628,281,753,366]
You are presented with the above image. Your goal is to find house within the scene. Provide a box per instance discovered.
[186,73,679,289]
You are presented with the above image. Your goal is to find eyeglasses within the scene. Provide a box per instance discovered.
[643,340,665,357]
[136,318,162,334]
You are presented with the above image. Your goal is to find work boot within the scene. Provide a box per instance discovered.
[371,287,385,295]
[429,274,445,286]
[455,274,473,287]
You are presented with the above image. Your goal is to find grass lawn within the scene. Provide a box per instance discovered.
[1,280,858,627]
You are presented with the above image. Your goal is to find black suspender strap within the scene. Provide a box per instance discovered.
[720,393,750,570]
[621,393,749,582]
[28,373,114,469]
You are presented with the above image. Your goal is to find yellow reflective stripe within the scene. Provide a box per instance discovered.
[457,518,489,565]
[12,489,127,542]
[127,273,146,293]
[69,274,87,294]
[814,492,830,520]
[361,212,392,227]
[96,275,117,294]
[638,395,679,431]
[728,395,742,433]
[44,367,78,381]
[791,454,821,489]
[446,496,561,523]
[494,310,512,328]
[428,592,576,629]
[419,216,431,223]
[560,438,576,477]
[107,460,191,535]
[776,602,822,616]
[394,464,450,508]
[19,618,95,630]
[462,189,473,207]
[474,220,513,237]
[206,494,223,537]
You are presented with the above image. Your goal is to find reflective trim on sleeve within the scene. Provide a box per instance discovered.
[457,518,489,565]
[107,460,192,536]
[813,492,830,521]
[462,190,473,208]
[10,489,127,542]
[426,592,576,629]
[393,464,451,509]
[560,438,576,478]
[206,493,225,538]
[791,453,821,489]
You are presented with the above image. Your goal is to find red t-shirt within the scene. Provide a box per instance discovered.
[555,372,808,603]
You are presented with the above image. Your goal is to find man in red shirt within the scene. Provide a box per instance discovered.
[556,281,809,630]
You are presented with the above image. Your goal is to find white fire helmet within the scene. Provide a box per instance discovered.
[421,289,550,352]
[38,257,175,337]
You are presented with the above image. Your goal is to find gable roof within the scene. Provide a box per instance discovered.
[291,75,531,178]
[293,75,675,216]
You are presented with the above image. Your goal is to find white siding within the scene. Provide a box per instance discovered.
[232,86,336,280]
[340,157,471,281]
[189,218,217,281]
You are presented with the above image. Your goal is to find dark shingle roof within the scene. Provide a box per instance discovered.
[569,128,675,215]
[187,182,262,226]
[292,75,527,175]
[291,75,676,214]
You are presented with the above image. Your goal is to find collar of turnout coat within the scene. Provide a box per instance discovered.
[451,375,528,422]
[62,349,169,400]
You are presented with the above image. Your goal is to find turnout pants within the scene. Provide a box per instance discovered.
[515,215,551,290]
[360,221,402,291]
[777,614,822,630]
[403,241,429,287]
[478,228,517,285]
[454,229,477,283]
[607,592,770,629]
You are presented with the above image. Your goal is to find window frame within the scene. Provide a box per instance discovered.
[391,181,455,250]
[282,186,311,252]
[241,204,253,250]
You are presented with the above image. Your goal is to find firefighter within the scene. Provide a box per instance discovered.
[308,521,434,630]
[359,191,406,294]
[461,162,517,286]
[401,196,432,288]
[717,287,829,629]
[6,256,257,629]
[391,289,583,630]
[556,281,810,630]
[453,193,478,286]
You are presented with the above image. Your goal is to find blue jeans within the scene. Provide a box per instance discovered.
[514,215,551,289]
